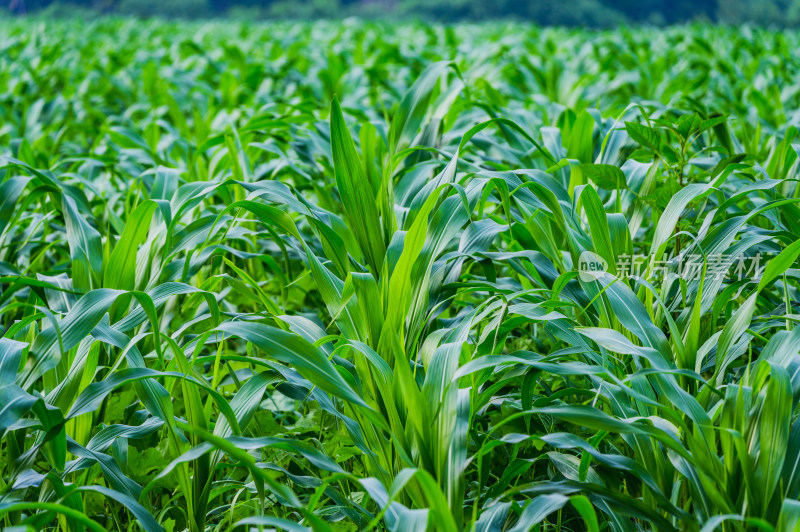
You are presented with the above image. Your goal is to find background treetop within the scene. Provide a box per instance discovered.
[5,0,796,27]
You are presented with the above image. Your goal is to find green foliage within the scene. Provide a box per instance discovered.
[1,16,800,532]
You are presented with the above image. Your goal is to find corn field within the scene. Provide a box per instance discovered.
[2,18,800,532]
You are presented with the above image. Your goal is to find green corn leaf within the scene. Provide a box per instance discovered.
[330,97,386,274]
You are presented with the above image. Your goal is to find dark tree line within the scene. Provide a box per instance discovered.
[3,0,791,26]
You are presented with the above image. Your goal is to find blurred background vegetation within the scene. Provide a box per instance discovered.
[3,0,798,28]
